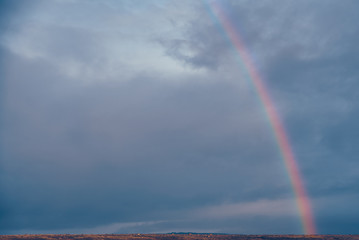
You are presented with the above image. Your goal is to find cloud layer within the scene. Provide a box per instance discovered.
[1,0,359,234]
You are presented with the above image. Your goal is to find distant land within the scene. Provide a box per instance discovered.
[1,234,359,240]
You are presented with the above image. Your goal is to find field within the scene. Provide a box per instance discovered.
[1,234,359,240]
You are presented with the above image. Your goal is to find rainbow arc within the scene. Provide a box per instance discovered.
[207,1,316,234]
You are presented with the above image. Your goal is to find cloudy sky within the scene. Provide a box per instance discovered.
[1,0,359,235]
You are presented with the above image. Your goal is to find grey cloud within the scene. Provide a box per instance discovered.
[157,25,228,70]
[2,0,359,235]
[161,0,359,71]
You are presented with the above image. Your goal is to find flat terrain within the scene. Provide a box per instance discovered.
[1,234,359,240]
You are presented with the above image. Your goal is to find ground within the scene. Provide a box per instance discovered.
[1,235,359,240]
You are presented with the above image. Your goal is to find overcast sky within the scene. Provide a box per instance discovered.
[1,0,359,235]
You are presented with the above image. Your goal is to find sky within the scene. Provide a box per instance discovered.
[1,0,359,235]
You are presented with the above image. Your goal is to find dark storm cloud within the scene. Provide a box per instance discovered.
[1,0,359,235]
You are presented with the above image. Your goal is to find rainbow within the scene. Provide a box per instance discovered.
[206,1,316,235]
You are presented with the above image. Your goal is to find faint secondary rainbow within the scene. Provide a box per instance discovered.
[207,1,316,235]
